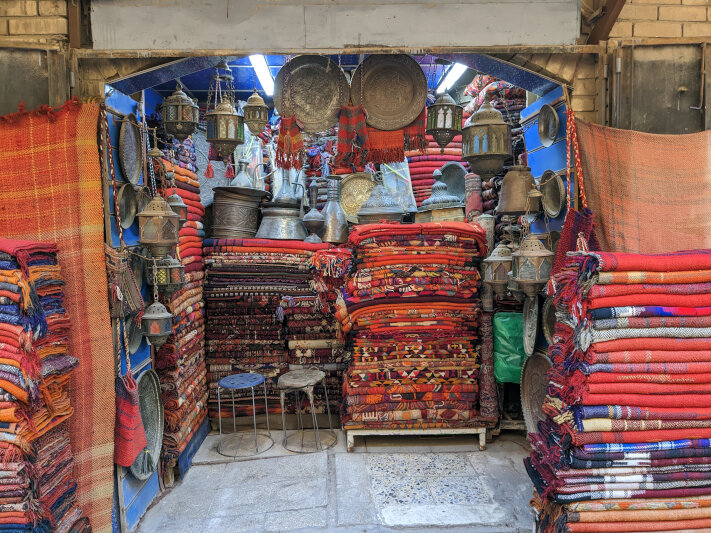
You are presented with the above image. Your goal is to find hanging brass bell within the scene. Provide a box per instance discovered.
[496,165,539,216]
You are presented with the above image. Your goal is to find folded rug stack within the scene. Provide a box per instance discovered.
[338,222,499,430]
[162,159,205,274]
[0,238,86,532]
[527,249,711,533]
[406,134,463,207]
[203,239,330,421]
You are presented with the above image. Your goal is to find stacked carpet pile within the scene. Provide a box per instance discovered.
[0,238,86,532]
[527,249,711,533]
[155,160,208,470]
[481,175,500,216]
[339,222,499,429]
[203,239,330,421]
[406,133,463,207]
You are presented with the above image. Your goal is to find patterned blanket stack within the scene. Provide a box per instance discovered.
[406,133,463,207]
[0,238,87,532]
[527,250,711,533]
[203,239,330,421]
[155,160,208,471]
[338,222,498,430]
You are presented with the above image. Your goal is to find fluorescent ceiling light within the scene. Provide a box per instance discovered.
[436,62,467,94]
[249,54,274,96]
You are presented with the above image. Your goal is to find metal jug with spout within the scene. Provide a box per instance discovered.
[273,168,304,206]
[255,168,308,240]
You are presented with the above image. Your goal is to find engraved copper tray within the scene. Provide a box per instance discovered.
[119,113,143,185]
[523,296,539,358]
[350,55,427,131]
[521,351,552,434]
[274,55,348,134]
[340,172,374,224]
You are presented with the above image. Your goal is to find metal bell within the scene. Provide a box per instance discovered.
[497,165,539,216]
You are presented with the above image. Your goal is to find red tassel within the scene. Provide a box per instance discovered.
[204,161,214,179]
[225,162,235,179]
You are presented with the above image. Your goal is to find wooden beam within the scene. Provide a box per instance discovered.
[587,0,626,45]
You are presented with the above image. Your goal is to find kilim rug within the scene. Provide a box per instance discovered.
[0,100,113,532]
[576,118,711,254]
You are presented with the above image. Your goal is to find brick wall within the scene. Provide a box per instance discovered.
[0,0,68,44]
[610,0,711,39]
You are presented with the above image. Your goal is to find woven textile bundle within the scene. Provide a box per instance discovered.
[338,222,498,429]
[203,239,332,419]
[527,249,711,532]
[0,238,85,531]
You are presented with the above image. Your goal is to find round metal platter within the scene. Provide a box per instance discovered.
[119,113,143,185]
[521,351,552,435]
[340,172,374,224]
[126,315,144,355]
[274,55,349,134]
[540,170,566,219]
[130,369,164,481]
[542,296,556,345]
[350,54,427,131]
[523,296,539,358]
[438,162,467,202]
[117,183,138,229]
[538,104,560,148]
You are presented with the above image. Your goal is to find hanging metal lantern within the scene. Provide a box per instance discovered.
[161,85,199,142]
[141,300,173,347]
[512,233,554,298]
[426,94,463,152]
[206,62,244,161]
[243,89,269,136]
[482,242,512,298]
[137,195,179,259]
[462,96,512,180]
[165,192,188,227]
[147,256,185,297]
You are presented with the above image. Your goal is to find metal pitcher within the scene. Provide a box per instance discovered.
[255,202,308,240]
[273,168,305,206]
[320,177,349,244]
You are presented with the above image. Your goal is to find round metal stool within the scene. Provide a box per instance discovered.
[278,368,336,453]
[217,373,273,458]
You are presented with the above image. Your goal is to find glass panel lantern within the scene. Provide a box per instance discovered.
[148,256,184,297]
[512,233,554,298]
[426,94,463,153]
[140,300,173,347]
[482,243,512,298]
[165,192,188,227]
[161,86,199,142]
[243,89,269,136]
[462,96,512,180]
[206,101,244,161]
[137,196,179,259]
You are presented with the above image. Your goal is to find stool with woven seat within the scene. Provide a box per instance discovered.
[278,368,336,453]
[217,373,273,458]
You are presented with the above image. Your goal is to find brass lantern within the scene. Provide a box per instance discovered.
[243,89,269,136]
[512,233,554,298]
[426,94,463,152]
[137,195,180,259]
[146,256,185,297]
[206,62,244,161]
[165,192,188,227]
[161,85,199,142]
[482,242,512,298]
[462,96,512,180]
[140,300,173,347]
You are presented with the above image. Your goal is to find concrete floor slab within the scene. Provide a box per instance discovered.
[137,430,534,533]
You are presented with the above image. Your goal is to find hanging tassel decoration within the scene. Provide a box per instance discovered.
[224,158,235,179]
[204,161,214,179]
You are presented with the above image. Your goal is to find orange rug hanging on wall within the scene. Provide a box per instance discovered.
[576,118,711,254]
[0,100,114,532]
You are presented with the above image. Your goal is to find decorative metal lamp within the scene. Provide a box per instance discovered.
[482,242,513,298]
[426,93,463,152]
[141,300,173,347]
[161,84,199,142]
[243,89,269,136]
[205,62,244,161]
[137,195,180,259]
[512,233,554,298]
[165,192,188,227]
[462,96,512,180]
[146,256,185,297]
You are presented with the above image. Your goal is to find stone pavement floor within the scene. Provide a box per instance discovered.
[137,430,534,532]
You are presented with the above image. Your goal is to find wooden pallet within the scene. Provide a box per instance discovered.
[345,427,489,452]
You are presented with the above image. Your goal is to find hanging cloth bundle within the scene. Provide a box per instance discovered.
[366,126,404,165]
[547,89,600,294]
[404,107,427,153]
[113,317,148,467]
[276,115,304,169]
[333,105,369,166]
